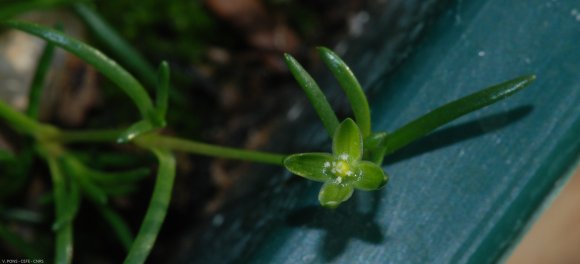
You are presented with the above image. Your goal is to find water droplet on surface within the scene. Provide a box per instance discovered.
[478,50,486,57]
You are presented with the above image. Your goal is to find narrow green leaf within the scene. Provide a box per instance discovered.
[318,47,371,137]
[73,3,158,88]
[97,205,133,251]
[0,99,58,138]
[380,74,536,158]
[27,35,56,119]
[45,155,73,264]
[2,20,157,123]
[283,153,334,182]
[0,0,77,21]
[51,174,80,233]
[333,118,363,161]
[353,161,388,191]
[61,156,108,205]
[124,148,176,264]
[155,61,170,122]
[284,53,339,137]
[318,182,353,208]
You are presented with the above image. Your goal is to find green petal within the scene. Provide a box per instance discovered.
[332,118,362,161]
[353,161,388,191]
[284,153,334,182]
[318,182,354,208]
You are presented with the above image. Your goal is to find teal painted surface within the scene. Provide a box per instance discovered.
[180,0,580,263]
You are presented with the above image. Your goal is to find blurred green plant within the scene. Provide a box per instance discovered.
[87,0,215,63]
[0,5,535,264]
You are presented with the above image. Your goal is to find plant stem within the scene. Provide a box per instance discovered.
[57,129,287,165]
[45,153,73,264]
[0,100,57,138]
[135,134,287,166]
[97,205,134,252]
[123,148,175,264]
[57,129,125,143]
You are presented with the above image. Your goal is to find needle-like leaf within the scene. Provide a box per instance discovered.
[155,61,170,122]
[27,32,56,119]
[284,53,339,137]
[124,148,176,264]
[378,75,536,161]
[73,3,158,88]
[45,154,74,264]
[2,20,158,124]
[318,47,371,137]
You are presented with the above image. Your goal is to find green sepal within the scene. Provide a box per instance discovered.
[318,182,354,208]
[283,153,334,182]
[353,161,388,190]
[333,118,362,161]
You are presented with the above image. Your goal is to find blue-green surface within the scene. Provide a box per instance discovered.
[181,0,580,263]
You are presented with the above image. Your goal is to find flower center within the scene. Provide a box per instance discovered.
[333,160,352,177]
[322,154,358,184]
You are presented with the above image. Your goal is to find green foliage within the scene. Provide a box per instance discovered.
[0,0,81,21]
[0,4,535,263]
[90,0,215,63]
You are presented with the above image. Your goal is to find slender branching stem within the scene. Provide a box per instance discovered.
[57,129,287,165]
[134,133,287,166]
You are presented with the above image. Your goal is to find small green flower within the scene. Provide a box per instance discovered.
[284,118,388,208]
